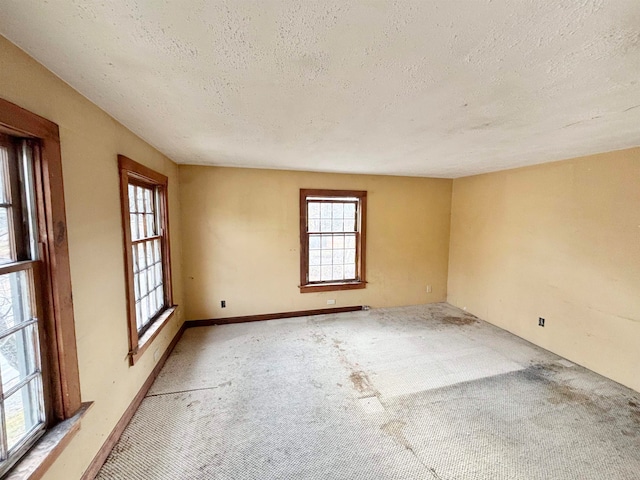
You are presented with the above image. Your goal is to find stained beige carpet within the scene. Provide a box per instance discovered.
[97,303,640,479]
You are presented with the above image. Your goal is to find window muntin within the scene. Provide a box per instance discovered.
[300,189,366,292]
[128,183,165,334]
[0,136,46,476]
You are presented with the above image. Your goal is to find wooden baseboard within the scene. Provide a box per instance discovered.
[186,305,364,327]
[80,323,186,480]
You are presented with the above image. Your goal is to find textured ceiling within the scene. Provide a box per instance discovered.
[1,1,640,178]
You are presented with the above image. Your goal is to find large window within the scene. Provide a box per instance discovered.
[118,155,174,365]
[299,189,367,293]
[0,98,82,477]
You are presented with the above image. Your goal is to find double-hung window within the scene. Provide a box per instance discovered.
[118,155,174,365]
[299,189,367,293]
[0,97,82,478]
[0,134,45,474]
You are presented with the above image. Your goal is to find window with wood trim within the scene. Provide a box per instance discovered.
[118,155,174,365]
[300,189,367,293]
[0,98,82,476]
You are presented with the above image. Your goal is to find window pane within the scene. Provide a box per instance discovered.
[344,203,356,219]
[333,235,344,249]
[145,242,154,266]
[128,184,136,212]
[133,272,140,299]
[308,219,320,232]
[309,266,321,282]
[155,286,164,311]
[137,214,145,239]
[137,243,146,270]
[153,239,161,263]
[321,203,332,218]
[345,249,356,264]
[332,219,343,232]
[321,235,332,249]
[144,188,153,212]
[320,219,331,232]
[321,250,332,265]
[155,263,162,289]
[0,207,13,264]
[345,234,356,249]
[0,271,33,333]
[309,250,321,266]
[135,301,142,330]
[148,289,157,317]
[332,249,344,264]
[308,202,320,219]
[136,186,145,212]
[139,269,148,297]
[5,378,42,451]
[140,296,149,327]
[148,260,156,288]
[309,235,321,250]
[129,213,138,241]
[320,265,332,281]
[332,203,343,218]
[343,219,356,233]
[146,214,155,237]
[1,324,38,393]
[345,264,356,279]
[332,265,344,280]
[131,245,139,273]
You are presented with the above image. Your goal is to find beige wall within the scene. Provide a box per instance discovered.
[448,148,640,392]
[179,166,452,319]
[0,36,184,479]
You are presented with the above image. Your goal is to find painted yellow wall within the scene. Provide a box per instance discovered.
[179,166,452,319]
[0,36,184,479]
[448,148,640,392]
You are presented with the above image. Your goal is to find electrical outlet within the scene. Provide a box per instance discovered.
[221,300,226,308]
[327,299,336,305]
[538,317,545,327]
[426,285,432,293]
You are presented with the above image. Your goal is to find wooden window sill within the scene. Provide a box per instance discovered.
[130,306,177,365]
[299,281,367,293]
[6,402,93,480]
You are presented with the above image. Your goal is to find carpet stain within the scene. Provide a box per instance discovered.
[441,315,477,326]
[350,371,375,394]
[381,419,411,449]
[629,400,640,424]
[547,383,596,406]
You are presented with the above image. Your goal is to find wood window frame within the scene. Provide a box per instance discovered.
[118,155,175,366]
[0,97,86,477]
[299,189,367,293]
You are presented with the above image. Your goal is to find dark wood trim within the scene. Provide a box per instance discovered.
[186,306,364,327]
[299,188,307,288]
[129,306,177,365]
[299,189,367,292]
[358,192,367,284]
[0,97,81,420]
[118,154,174,365]
[80,323,185,480]
[299,281,367,293]
[6,402,93,480]
[118,155,168,186]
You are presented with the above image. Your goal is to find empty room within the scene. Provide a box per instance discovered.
[0,1,638,479]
